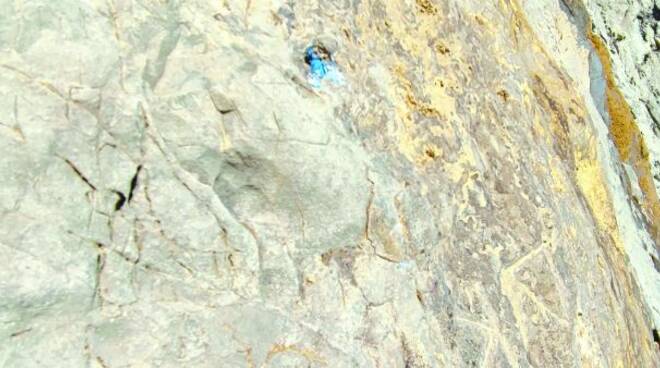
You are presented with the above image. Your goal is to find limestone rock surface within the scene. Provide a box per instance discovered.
[0,0,659,367]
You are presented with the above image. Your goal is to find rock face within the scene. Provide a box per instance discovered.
[0,0,658,367]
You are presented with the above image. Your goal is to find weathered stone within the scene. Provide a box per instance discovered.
[0,0,658,367]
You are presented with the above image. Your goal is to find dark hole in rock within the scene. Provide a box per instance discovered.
[653,328,659,346]
[653,5,660,21]
[304,44,331,65]
[127,165,142,202]
[113,190,126,211]
[436,43,450,55]
[497,89,510,101]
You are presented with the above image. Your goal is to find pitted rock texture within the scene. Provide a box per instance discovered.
[0,0,658,367]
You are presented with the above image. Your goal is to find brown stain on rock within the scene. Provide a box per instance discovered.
[415,0,437,15]
[530,75,573,166]
[393,66,441,119]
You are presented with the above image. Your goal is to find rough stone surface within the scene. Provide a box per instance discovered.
[0,0,658,367]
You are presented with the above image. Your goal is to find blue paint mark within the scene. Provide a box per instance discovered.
[304,44,344,89]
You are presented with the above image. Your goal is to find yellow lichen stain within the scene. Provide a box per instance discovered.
[476,1,658,365]
[498,0,531,48]
[392,65,442,119]
[530,74,573,163]
[530,53,655,366]
[588,29,660,241]
[574,154,624,251]
[387,48,458,163]
[366,0,464,165]
[588,33,635,161]
[504,0,558,60]
[265,344,326,365]
[428,77,457,119]
[387,64,449,164]
[549,161,567,194]
[531,115,551,148]
[530,71,626,252]
[445,147,479,184]
[538,76,629,254]
[384,65,423,163]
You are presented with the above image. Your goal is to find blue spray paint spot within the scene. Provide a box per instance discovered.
[304,44,344,89]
